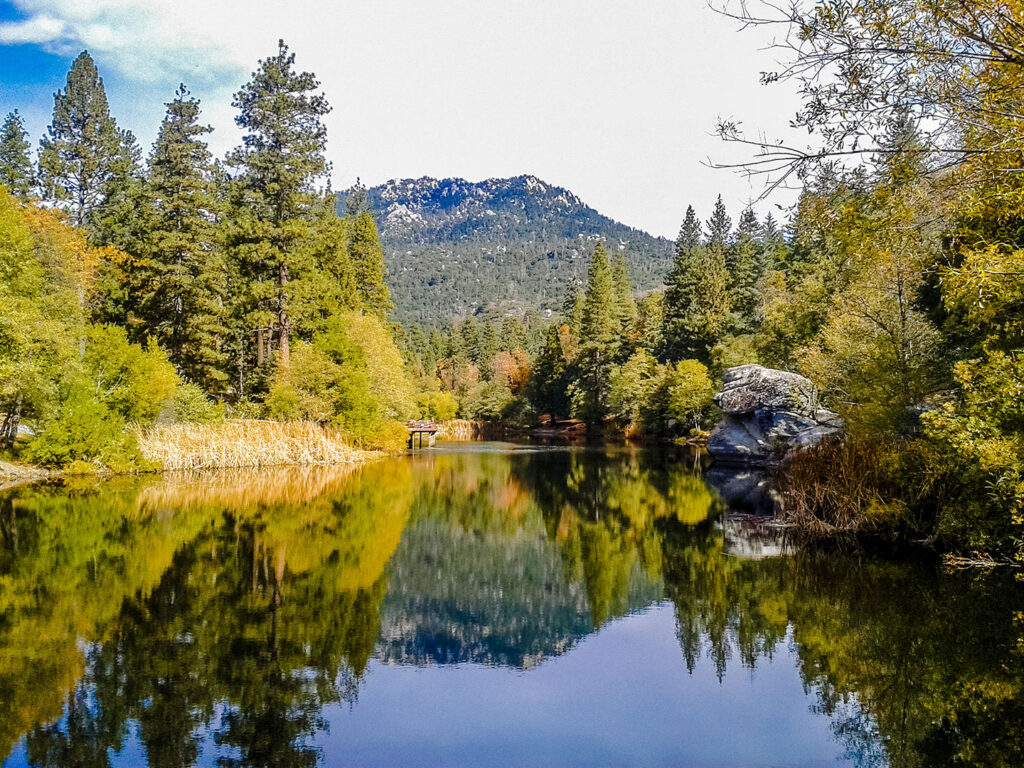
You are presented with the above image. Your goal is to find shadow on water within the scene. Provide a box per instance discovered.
[0,443,1021,767]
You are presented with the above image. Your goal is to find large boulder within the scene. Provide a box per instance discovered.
[708,365,843,465]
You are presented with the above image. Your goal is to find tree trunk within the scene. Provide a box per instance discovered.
[278,263,290,366]
[1,394,23,451]
[256,328,265,368]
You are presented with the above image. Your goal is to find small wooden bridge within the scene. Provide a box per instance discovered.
[406,420,439,449]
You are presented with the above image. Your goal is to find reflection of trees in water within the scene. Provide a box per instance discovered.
[660,539,1024,768]
[1,451,1022,768]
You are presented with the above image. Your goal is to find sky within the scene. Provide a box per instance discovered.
[0,0,805,238]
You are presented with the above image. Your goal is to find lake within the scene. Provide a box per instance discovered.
[1,442,1021,768]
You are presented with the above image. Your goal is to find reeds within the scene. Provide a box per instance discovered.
[776,437,890,537]
[435,419,478,441]
[136,420,377,471]
[137,465,363,510]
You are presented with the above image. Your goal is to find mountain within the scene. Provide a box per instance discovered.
[338,175,674,326]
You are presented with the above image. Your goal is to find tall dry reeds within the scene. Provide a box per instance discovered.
[137,464,364,510]
[136,420,377,471]
[435,419,478,441]
[776,436,938,540]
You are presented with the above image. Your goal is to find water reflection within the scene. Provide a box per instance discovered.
[0,445,1021,767]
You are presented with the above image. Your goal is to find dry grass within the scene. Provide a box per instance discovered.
[777,437,892,538]
[776,436,938,540]
[136,420,378,471]
[138,464,364,510]
[435,419,478,441]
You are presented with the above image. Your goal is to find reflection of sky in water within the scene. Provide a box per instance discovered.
[3,609,852,768]
[321,608,850,768]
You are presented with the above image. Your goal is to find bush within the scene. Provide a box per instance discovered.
[171,382,224,424]
[228,398,266,420]
[83,325,178,424]
[339,419,409,452]
[662,360,715,431]
[25,386,142,468]
[266,342,345,422]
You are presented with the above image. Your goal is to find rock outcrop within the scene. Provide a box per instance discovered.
[708,365,843,465]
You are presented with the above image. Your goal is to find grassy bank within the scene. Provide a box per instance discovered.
[136,420,381,471]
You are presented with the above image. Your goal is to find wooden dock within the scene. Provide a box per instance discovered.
[406,420,439,449]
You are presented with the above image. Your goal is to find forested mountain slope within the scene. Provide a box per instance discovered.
[337,175,673,325]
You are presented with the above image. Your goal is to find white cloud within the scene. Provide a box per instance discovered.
[0,13,66,44]
[2,0,245,84]
[1,0,807,236]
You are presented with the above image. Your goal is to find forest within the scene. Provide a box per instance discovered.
[1,0,1023,562]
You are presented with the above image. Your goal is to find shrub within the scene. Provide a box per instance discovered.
[662,360,715,431]
[83,325,178,424]
[171,382,224,424]
[339,419,409,452]
[25,386,142,468]
[228,398,266,420]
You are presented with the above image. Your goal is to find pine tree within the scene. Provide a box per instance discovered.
[92,127,146,248]
[346,178,371,217]
[761,212,789,272]
[662,205,731,363]
[0,111,34,199]
[610,251,637,339]
[140,85,227,391]
[662,207,702,360]
[226,39,331,370]
[349,211,392,318]
[706,195,733,250]
[729,207,764,332]
[571,243,620,422]
[677,205,702,251]
[38,51,123,231]
[530,324,570,418]
[876,108,926,185]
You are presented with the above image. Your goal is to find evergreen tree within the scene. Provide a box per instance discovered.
[92,127,146,248]
[761,212,788,272]
[349,211,392,318]
[0,111,34,199]
[346,178,371,217]
[530,324,570,418]
[662,207,702,360]
[226,39,331,370]
[610,251,637,339]
[729,207,764,332]
[706,195,732,250]
[570,243,620,422]
[662,206,731,363]
[875,108,927,185]
[37,51,123,231]
[140,85,227,391]
[677,205,702,251]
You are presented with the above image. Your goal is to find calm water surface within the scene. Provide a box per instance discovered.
[0,442,1021,767]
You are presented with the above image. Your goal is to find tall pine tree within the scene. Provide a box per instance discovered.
[610,251,637,340]
[0,111,34,199]
[141,85,227,391]
[349,211,393,318]
[662,204,731,363]
[38,51,123,231]
[662,206,702,359]
[571,243,620,422]
[346,178,371,217]
[729,207,764,332]
[226,40,331,370]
